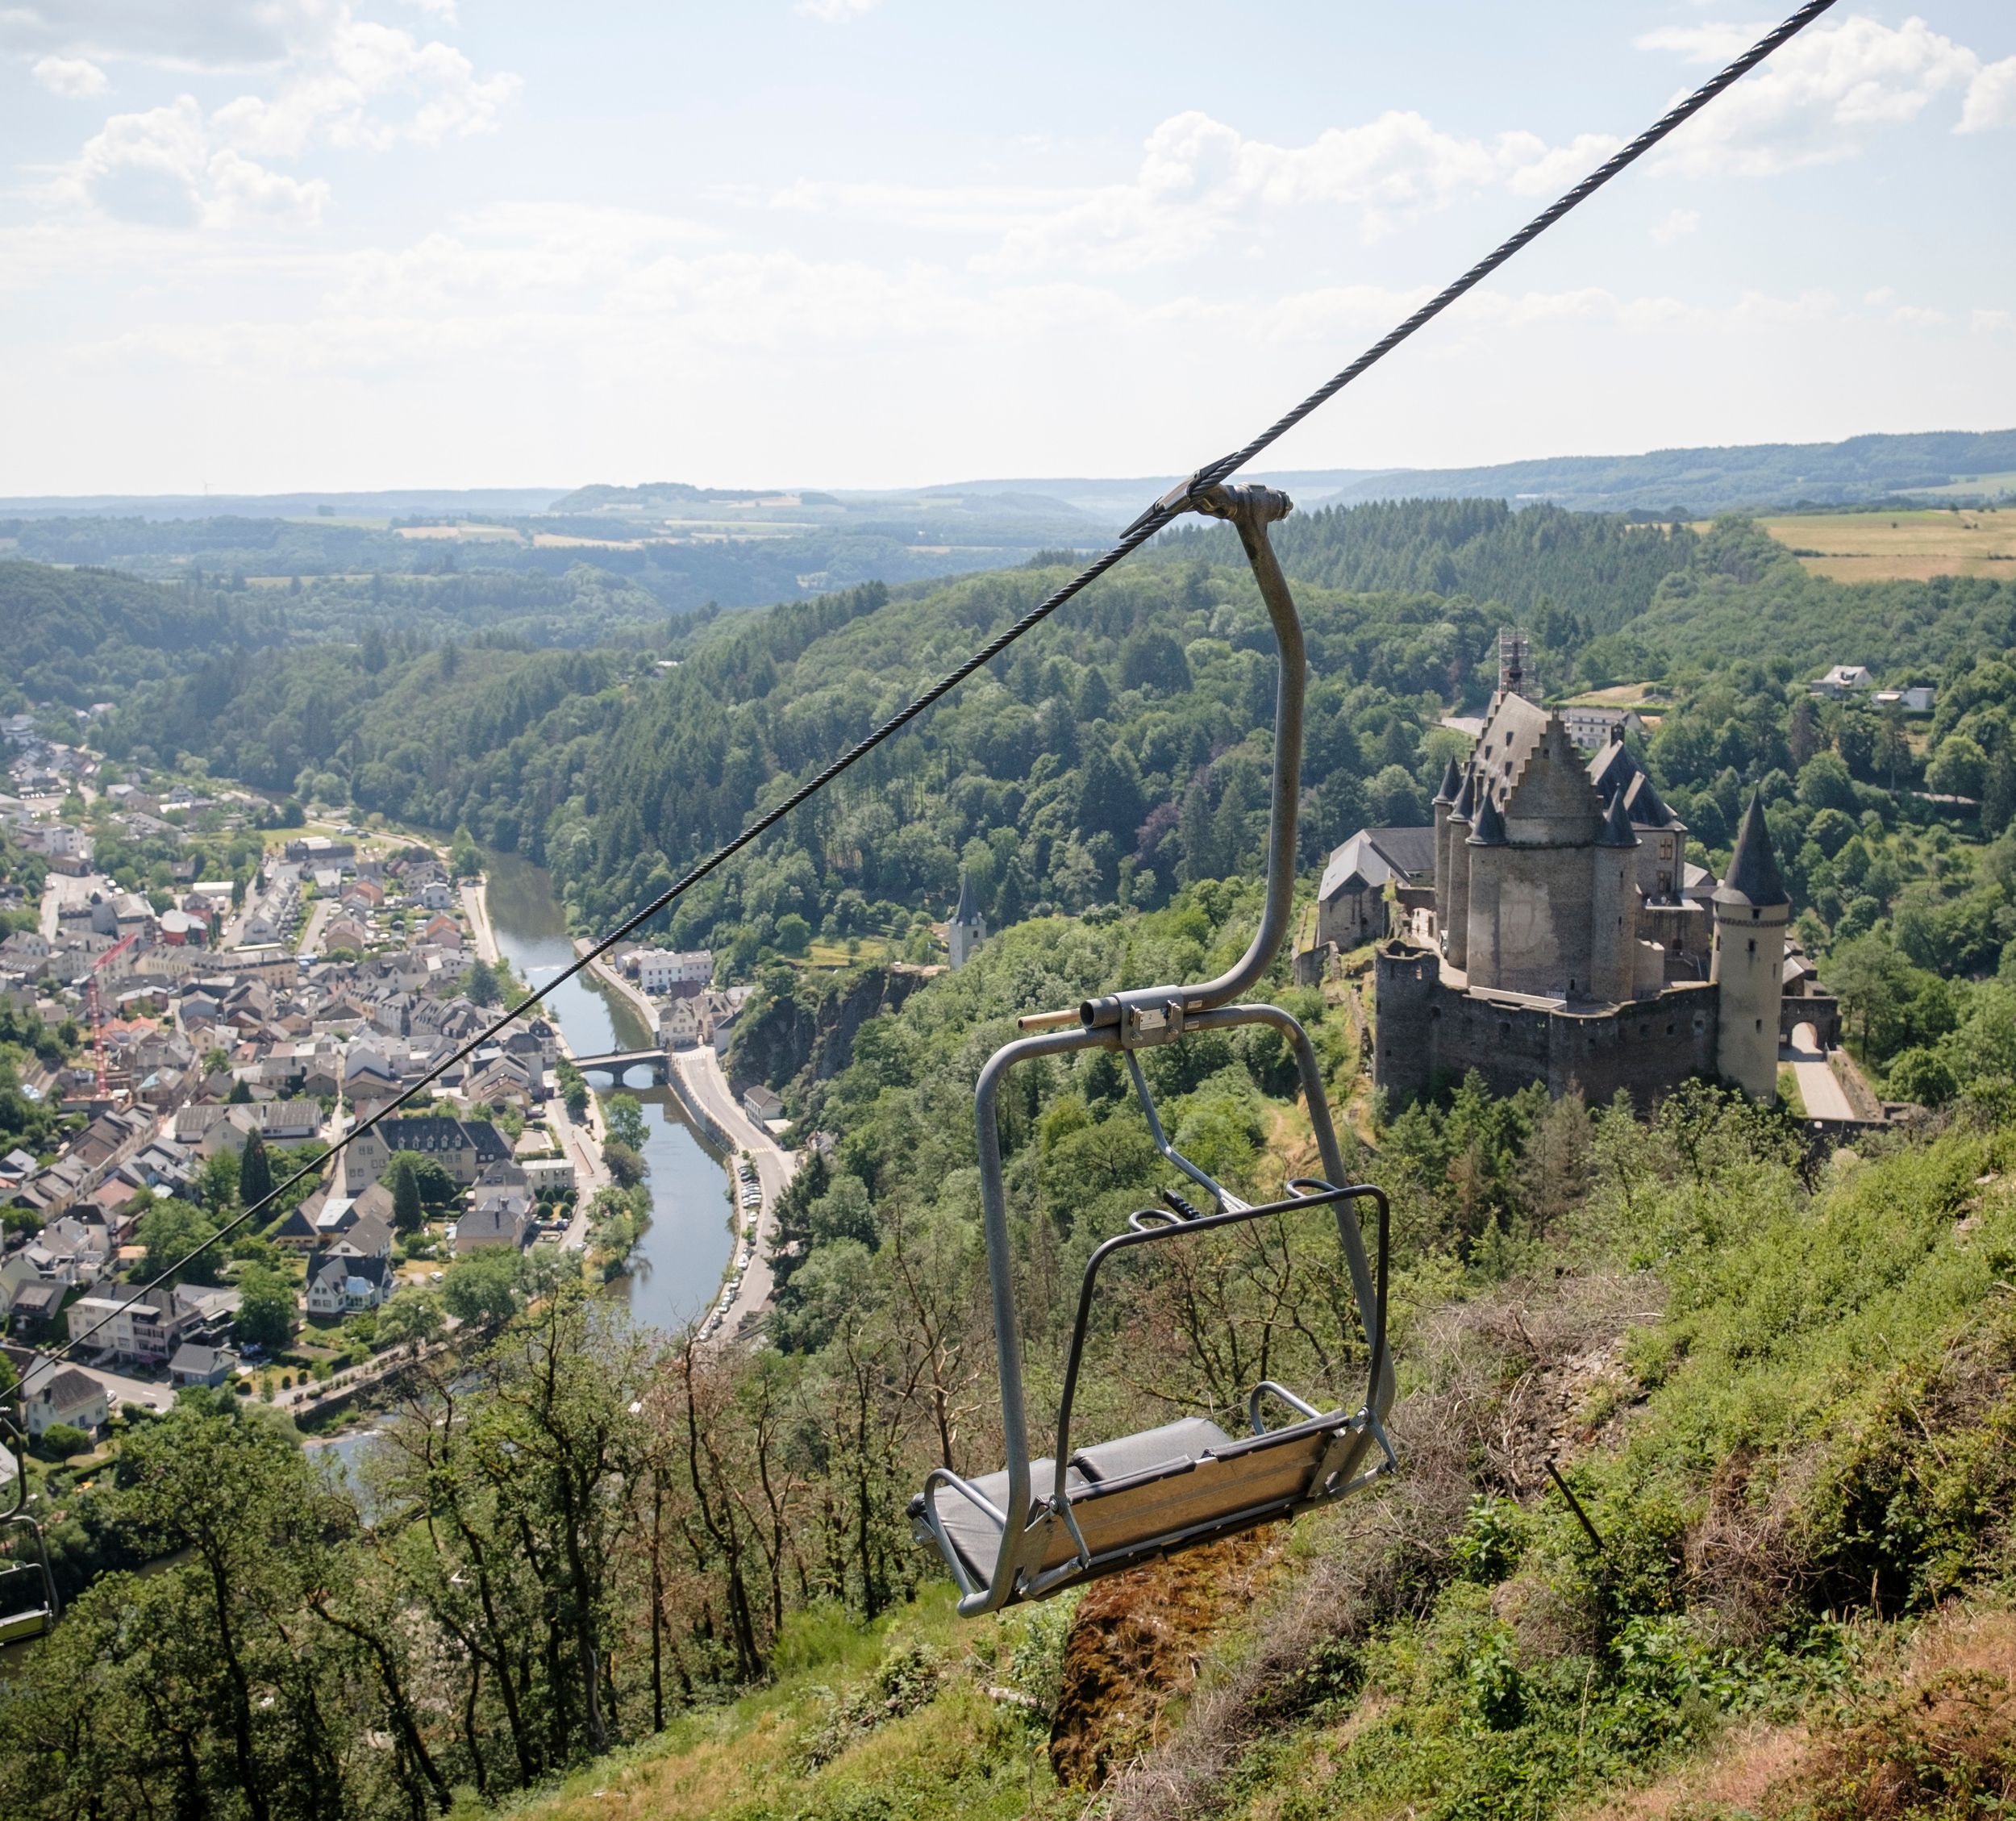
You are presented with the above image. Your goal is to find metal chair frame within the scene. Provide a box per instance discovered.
[910,484,1397,1614]
[0,1415,58,1646]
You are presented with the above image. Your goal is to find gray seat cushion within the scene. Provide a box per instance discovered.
[925,1418,1238,1583]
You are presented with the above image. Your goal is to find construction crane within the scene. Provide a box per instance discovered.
[85,931,139,1100]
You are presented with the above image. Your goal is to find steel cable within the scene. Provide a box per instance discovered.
[23,0,1836,1391]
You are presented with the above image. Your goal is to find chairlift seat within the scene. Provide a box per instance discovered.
[916,1408,1368,1592]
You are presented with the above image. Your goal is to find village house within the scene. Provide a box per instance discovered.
[65,1286,190,1366]
[169,1343,240,1390]
[305,1250,394,1315]
[25,1366,109,1440]
[340,1114,510,1194]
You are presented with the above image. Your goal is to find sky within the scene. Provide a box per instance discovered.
[1,1,2012,497]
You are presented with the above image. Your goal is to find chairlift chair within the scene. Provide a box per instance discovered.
[910,484,1396,1614]
[0,1415,58,1645]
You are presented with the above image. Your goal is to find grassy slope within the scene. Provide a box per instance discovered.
[498,1113,2016,1821]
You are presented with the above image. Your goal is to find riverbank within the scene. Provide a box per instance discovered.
[578,942,798,1347]
[464,877,610,1240]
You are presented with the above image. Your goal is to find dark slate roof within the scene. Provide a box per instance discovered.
[1714,792,1789,908]
[1599,785,1639,848]
[1586,738,1640,802]
[40,1366,103,1410]
[1468,791,1507,845]
[1624,772,1678,830]
[1433,756,1461,805]
[952,871,979,926]
[1448,768,1477,821]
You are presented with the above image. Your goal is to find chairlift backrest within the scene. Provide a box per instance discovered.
[910,485,1396,1614]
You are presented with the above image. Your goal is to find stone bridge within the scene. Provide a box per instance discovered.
[572,1047,669,1087]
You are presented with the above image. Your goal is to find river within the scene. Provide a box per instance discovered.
[481,850,733,1336]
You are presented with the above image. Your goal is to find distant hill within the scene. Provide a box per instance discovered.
[0,487,569,522]
[1302,427,2016,515]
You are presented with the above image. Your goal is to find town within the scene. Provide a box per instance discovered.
[0,709,793,1464]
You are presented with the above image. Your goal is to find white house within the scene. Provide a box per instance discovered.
[25,1366,108,1440]
[522,1156,576,1195]
[1811,664,1877,698]
[637,948,712,996]
[305,1251,394,1315]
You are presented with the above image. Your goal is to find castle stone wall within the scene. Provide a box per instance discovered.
[1373,948,1721,1110]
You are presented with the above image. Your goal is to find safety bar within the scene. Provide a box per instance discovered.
[1249,1380,1324,1432]
[1123,1049,1248,1215]
[1048,1180,1390,1516]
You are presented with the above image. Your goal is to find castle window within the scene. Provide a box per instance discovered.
[1747,938,1756,954]
[1666,1023,1675,1035]
[1756,1019,1764,1032]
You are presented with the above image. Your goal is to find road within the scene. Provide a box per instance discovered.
[460,881,498,965]
[672,1045,798,1346]
[1784,1047,1856,1122]
[296,898,335,956]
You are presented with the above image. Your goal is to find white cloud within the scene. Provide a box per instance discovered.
[31,55,108,98]
[797,0,883,18]
[209,16,519,155]
[1864,286,1896,306]
[47,5,517,229]
[1888,304,1949,327]
[1960,56,2016,131]
[1973,309,2014,334]
[1641,15,2010,176]
[1651,206,1700,244]
[72,97,330,227]
[952,109,1624,272]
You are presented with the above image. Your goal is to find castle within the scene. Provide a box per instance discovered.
[1372,684,1793,1109]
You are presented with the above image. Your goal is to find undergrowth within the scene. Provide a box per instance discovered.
[504,1111,2016,1821]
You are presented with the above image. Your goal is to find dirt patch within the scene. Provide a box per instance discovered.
[1049,1528,1285,1790]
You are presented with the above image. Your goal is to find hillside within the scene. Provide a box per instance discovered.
[479,1081,2016,1821]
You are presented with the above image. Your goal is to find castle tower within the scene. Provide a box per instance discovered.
[1463,789,1507,987]
[947,872,986,970]
[1497,627,1535,701]
[1431,755,1460,927]
[1710,792,1789,1101]
[1443,768,1475,969]
[1587,786,1639,1005]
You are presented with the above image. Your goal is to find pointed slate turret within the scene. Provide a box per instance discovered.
[1597,782,1638,848]
[1714,790,1788,907]
[1467,790,1507,845]
[1448,768,1477,822]
[1433,756,1461,805]
[952,870,978,926]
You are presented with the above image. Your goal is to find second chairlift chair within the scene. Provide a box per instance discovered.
[911,483,1396,1614]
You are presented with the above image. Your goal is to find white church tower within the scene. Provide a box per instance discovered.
[947,872,985,970]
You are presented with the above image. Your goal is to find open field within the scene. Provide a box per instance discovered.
[1560,681,1662,708]
[1910,469,2016,498]
[1745,507,2016,581]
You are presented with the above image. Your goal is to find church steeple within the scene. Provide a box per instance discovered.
[948,870,986,969]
